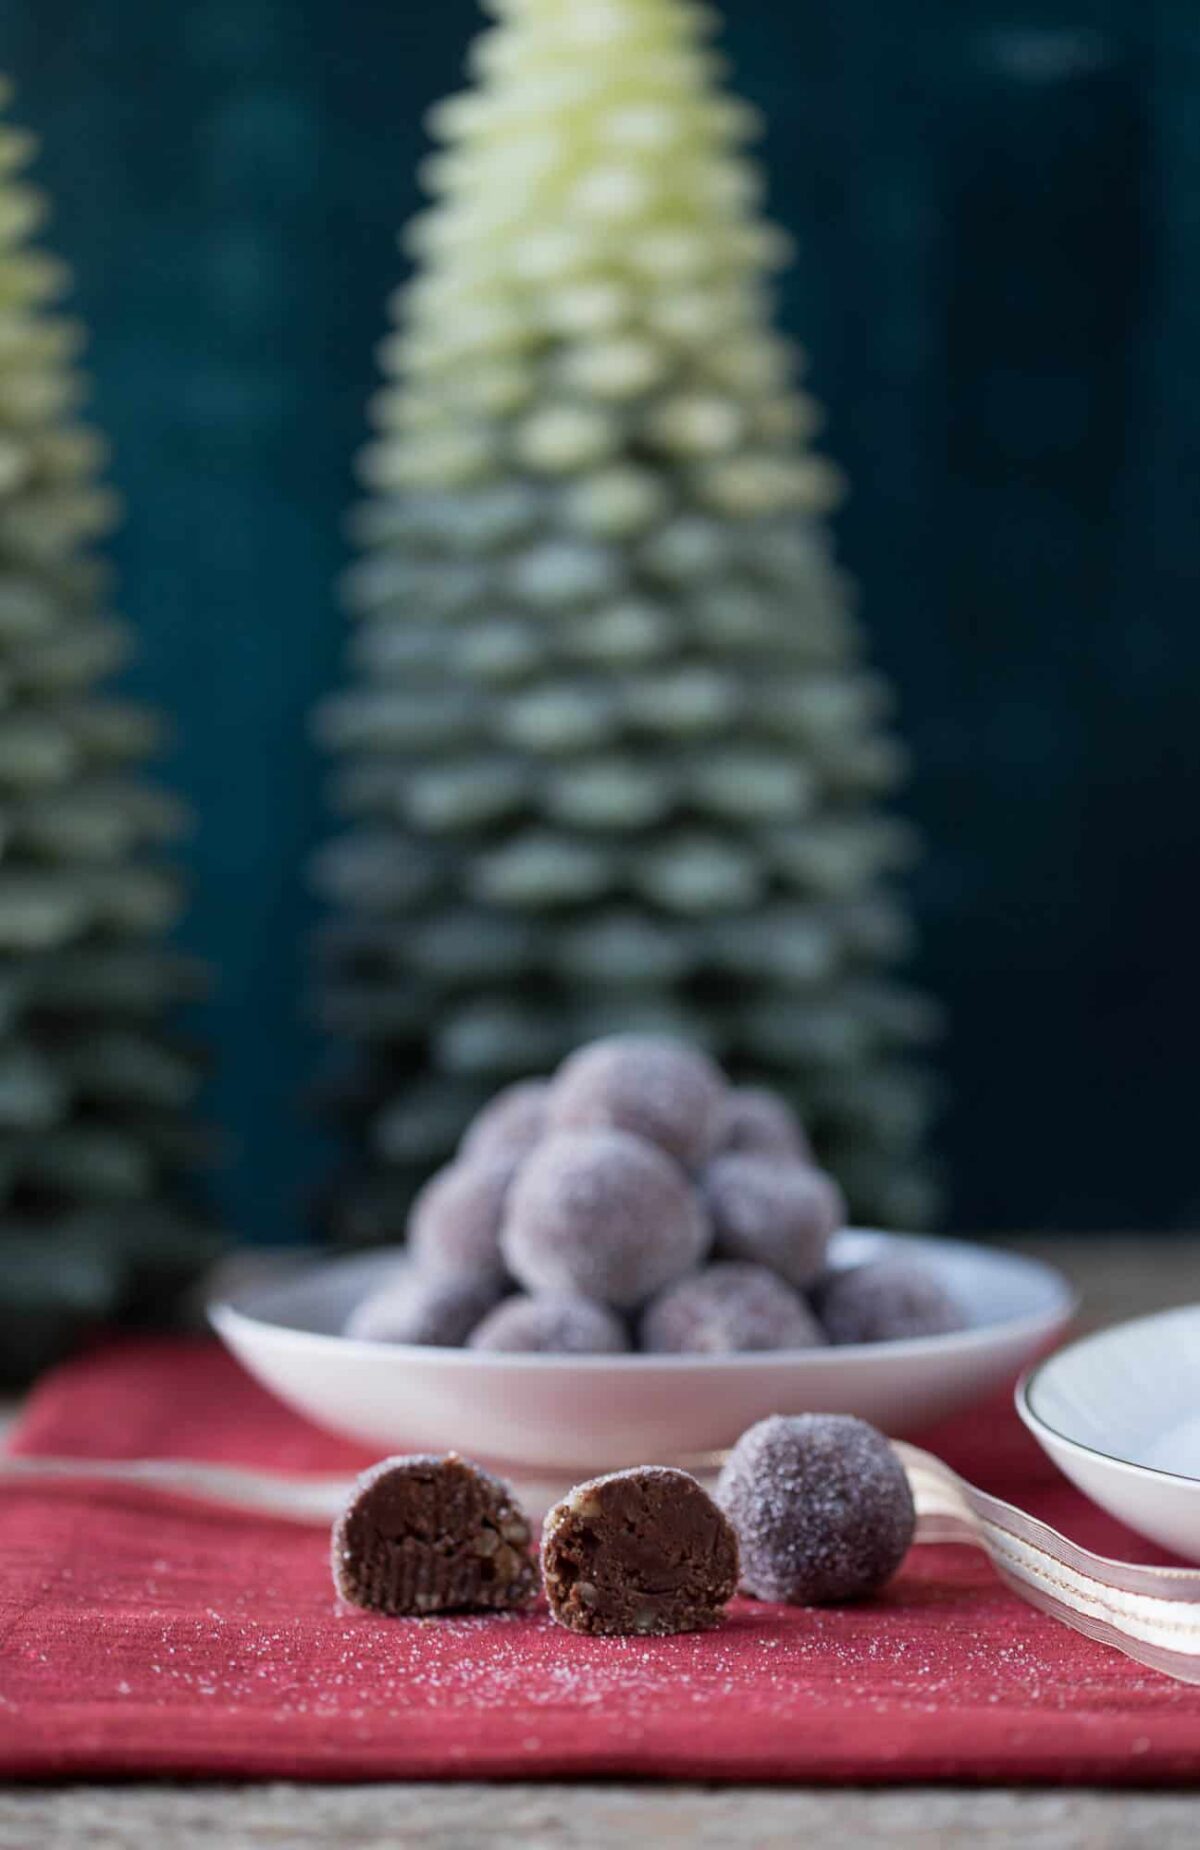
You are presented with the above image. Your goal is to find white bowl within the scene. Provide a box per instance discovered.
[1018,1305,1200,1563]
[210,1229,1073,1478]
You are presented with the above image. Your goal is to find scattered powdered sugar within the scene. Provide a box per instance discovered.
[5,1542,1195,1745]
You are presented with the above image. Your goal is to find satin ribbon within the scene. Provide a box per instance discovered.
[897,1442,1200,1685]
[4,1445,1200,1684]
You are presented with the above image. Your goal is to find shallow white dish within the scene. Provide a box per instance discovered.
[1018,1304,1200,1563]
[210,1229,1073,1478]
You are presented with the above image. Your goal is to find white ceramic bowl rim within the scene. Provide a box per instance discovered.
[1018,1306,1200,1490]
[213,1229,1076,1374]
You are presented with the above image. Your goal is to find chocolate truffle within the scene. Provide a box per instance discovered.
[547,1034,725,1168]
[640,1262,824,1354]
[468,1292,629,1355]
[460,1078,549,1162]
[501,1128,709,1309]
[344,1270,499,1347]
[815,1257,968,1345]
[715,1085,811,1161]
[541,1465,739,1635]
[408,1151,519,1287]
[702,1153,842,1289]
[332,1453,538,1615]
[716,1413,915,1604]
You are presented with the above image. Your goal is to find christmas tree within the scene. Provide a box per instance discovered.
[313,0,938,1236]
[0,81,216,1381]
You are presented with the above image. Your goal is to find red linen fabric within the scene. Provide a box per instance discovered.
[1,1337,1198,1785]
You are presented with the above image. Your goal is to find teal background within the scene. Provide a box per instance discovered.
[1,1,1197,1237]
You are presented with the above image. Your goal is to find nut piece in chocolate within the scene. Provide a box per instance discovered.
[332,1453,537,1616]
[541,1464,739,1636]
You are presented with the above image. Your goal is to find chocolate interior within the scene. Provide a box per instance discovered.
[542,1467,739,1636]
[333,1454,537,1616]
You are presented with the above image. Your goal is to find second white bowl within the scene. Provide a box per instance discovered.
[1018,1304,1200,1563]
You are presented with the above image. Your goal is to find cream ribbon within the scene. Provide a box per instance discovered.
[897,1441,1200,1685]
[4,1446,1200,1684]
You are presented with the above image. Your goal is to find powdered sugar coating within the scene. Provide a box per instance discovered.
[816,1257,967,1345]
[501,1128,710,1309]
[408,1152,520,1287]
[701,1154,842,1288]
[460,1078,549,1163]
[640,1262,824,1354]
[344,1270,500,1347]
[468,1291,629,1354]
[547,1034,726,1167]
[715,1086,811,1161]
[716,1413,915,1604]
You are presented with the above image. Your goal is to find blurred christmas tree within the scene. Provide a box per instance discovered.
[313,0,939,1236]
[0,81,217,1382]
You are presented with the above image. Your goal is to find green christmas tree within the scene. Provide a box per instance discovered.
[313,0,938,1236]
[0,82,216,1380]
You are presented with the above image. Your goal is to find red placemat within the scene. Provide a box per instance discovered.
[2,1337,1199,1785]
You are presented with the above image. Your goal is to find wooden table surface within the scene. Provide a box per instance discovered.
[2,1234,1198,1850]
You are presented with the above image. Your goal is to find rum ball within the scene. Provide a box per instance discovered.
[547,1034,726,1168]
[815,1257,967,1345]
[701,1153,842,1289]
[717,1413,915,1604]
[468,1291,629,1354]
[640,1262,824,1354]
[501,1128,710,1309]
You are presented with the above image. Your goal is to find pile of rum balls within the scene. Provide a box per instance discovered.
[345,1035,966,1355]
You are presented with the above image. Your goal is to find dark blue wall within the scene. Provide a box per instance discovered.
[2,0,1197,1237]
